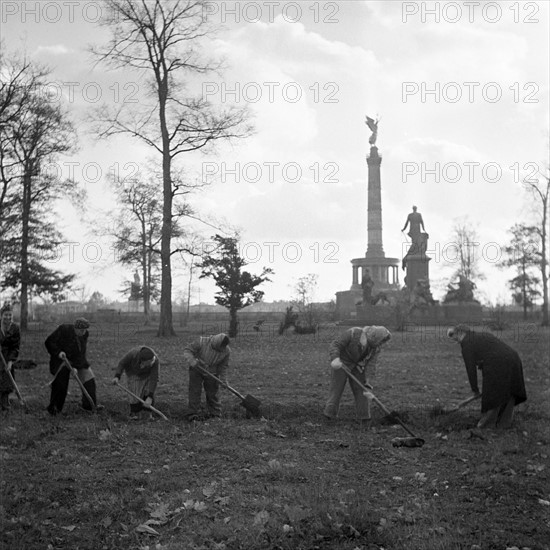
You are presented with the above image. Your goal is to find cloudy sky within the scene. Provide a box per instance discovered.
[2,0,549,306]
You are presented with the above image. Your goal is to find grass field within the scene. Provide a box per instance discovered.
[1,321,549,550]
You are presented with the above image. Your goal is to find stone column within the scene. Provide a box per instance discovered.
[366,146,384,258]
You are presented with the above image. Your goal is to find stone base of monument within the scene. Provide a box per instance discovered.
[341,302,484,328]
[440,302,483,323]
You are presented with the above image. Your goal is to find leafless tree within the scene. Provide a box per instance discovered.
[523,168,549,326]
[91,0,252,336]
[0,51,77,328]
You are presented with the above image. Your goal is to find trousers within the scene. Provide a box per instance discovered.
[48,366,97,414]
[477,397,516,429]
[188,367,221,417]
[323,366,371,420]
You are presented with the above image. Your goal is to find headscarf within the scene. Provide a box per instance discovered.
[360,325,391,349]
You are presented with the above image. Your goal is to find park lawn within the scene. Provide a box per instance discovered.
[1,321,549,550]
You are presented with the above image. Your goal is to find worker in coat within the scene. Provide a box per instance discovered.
[447,324,527,429]
[323,325,391,421]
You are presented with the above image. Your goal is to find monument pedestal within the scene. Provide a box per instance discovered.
[403,232,431,291]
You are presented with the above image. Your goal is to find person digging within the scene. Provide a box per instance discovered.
[323,325,391,424]
[45,318,102,415]
[446,324,527,429]
[0,302,20,411]
[183,333,230,421]
[112,346,160,419]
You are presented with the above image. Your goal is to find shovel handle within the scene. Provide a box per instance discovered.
[193,363,245,400]
[61,358,97,412]
[341,365,420,440]
[445,393,481,413]
[0,350,27,407]
[115,381,168,420]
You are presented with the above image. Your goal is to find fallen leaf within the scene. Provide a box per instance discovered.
[183,499,195,509]
[253,510,269,526]
[538,499,550,506]
[61,525,76,532]
[98,429,111,441]
[149,503,170,521]
[193,501,207,512]
[100,516,112,528]
[202,482,217,498]
[135,524,160,536]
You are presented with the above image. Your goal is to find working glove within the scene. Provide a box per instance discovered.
[363,391,374,401]
[330,358,343,370]
[111,377,120,385]
[59,351,66,360]
[144,396,153,408]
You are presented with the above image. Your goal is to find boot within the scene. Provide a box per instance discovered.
[1,392,10,411]
[48,369,70,414]
[81,378,97,411]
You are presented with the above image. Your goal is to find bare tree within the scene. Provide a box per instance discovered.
[91,0,252,336]
[0,52,77,329]
[446,218,485,282]
[110,176,163,323]
[523,169,549,326]
[292,273,320,330]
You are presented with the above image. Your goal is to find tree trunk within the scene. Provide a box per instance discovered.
[522,258,527,321]
[157,76,175,337]
[229,308,239,338]
[541,194,548,326]
[19,169,32,331]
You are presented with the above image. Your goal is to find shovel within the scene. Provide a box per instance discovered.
[115,381,168,420]
[193,364,262,418]
[433,394,481,416]
[60,358,97,412]
[0,350,28,411]
[341,365,425,448]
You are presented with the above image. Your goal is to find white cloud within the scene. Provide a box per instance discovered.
[35,44,70,56]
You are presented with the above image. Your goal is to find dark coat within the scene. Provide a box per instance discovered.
[460,331,527,412]
[0,322,20,392]
[114,347,159,395]
[1,322,20,363]
[45,324,90,374]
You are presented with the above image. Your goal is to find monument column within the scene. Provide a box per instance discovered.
[366,146,384,258]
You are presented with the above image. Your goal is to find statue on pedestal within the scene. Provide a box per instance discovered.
[401,206,429,269]
[444,274,478,303]
[361,269,375,305]
[402,206,426,247]
[365,115,379,146]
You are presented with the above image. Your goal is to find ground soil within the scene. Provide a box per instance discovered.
[1,321,549,550]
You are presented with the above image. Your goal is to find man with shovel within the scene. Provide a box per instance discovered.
[447,324,527,429]
[183,333,230,421]
[0,303,21,411]
[324,325,391,422]
[112,346,159,418]
[45,318,100,415]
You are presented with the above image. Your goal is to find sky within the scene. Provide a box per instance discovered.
[1,0,549,306]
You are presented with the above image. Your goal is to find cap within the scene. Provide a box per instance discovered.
[138,347,155,362]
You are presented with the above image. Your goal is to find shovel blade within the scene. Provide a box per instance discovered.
[391,437,425,448]
[240,394,262,417]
